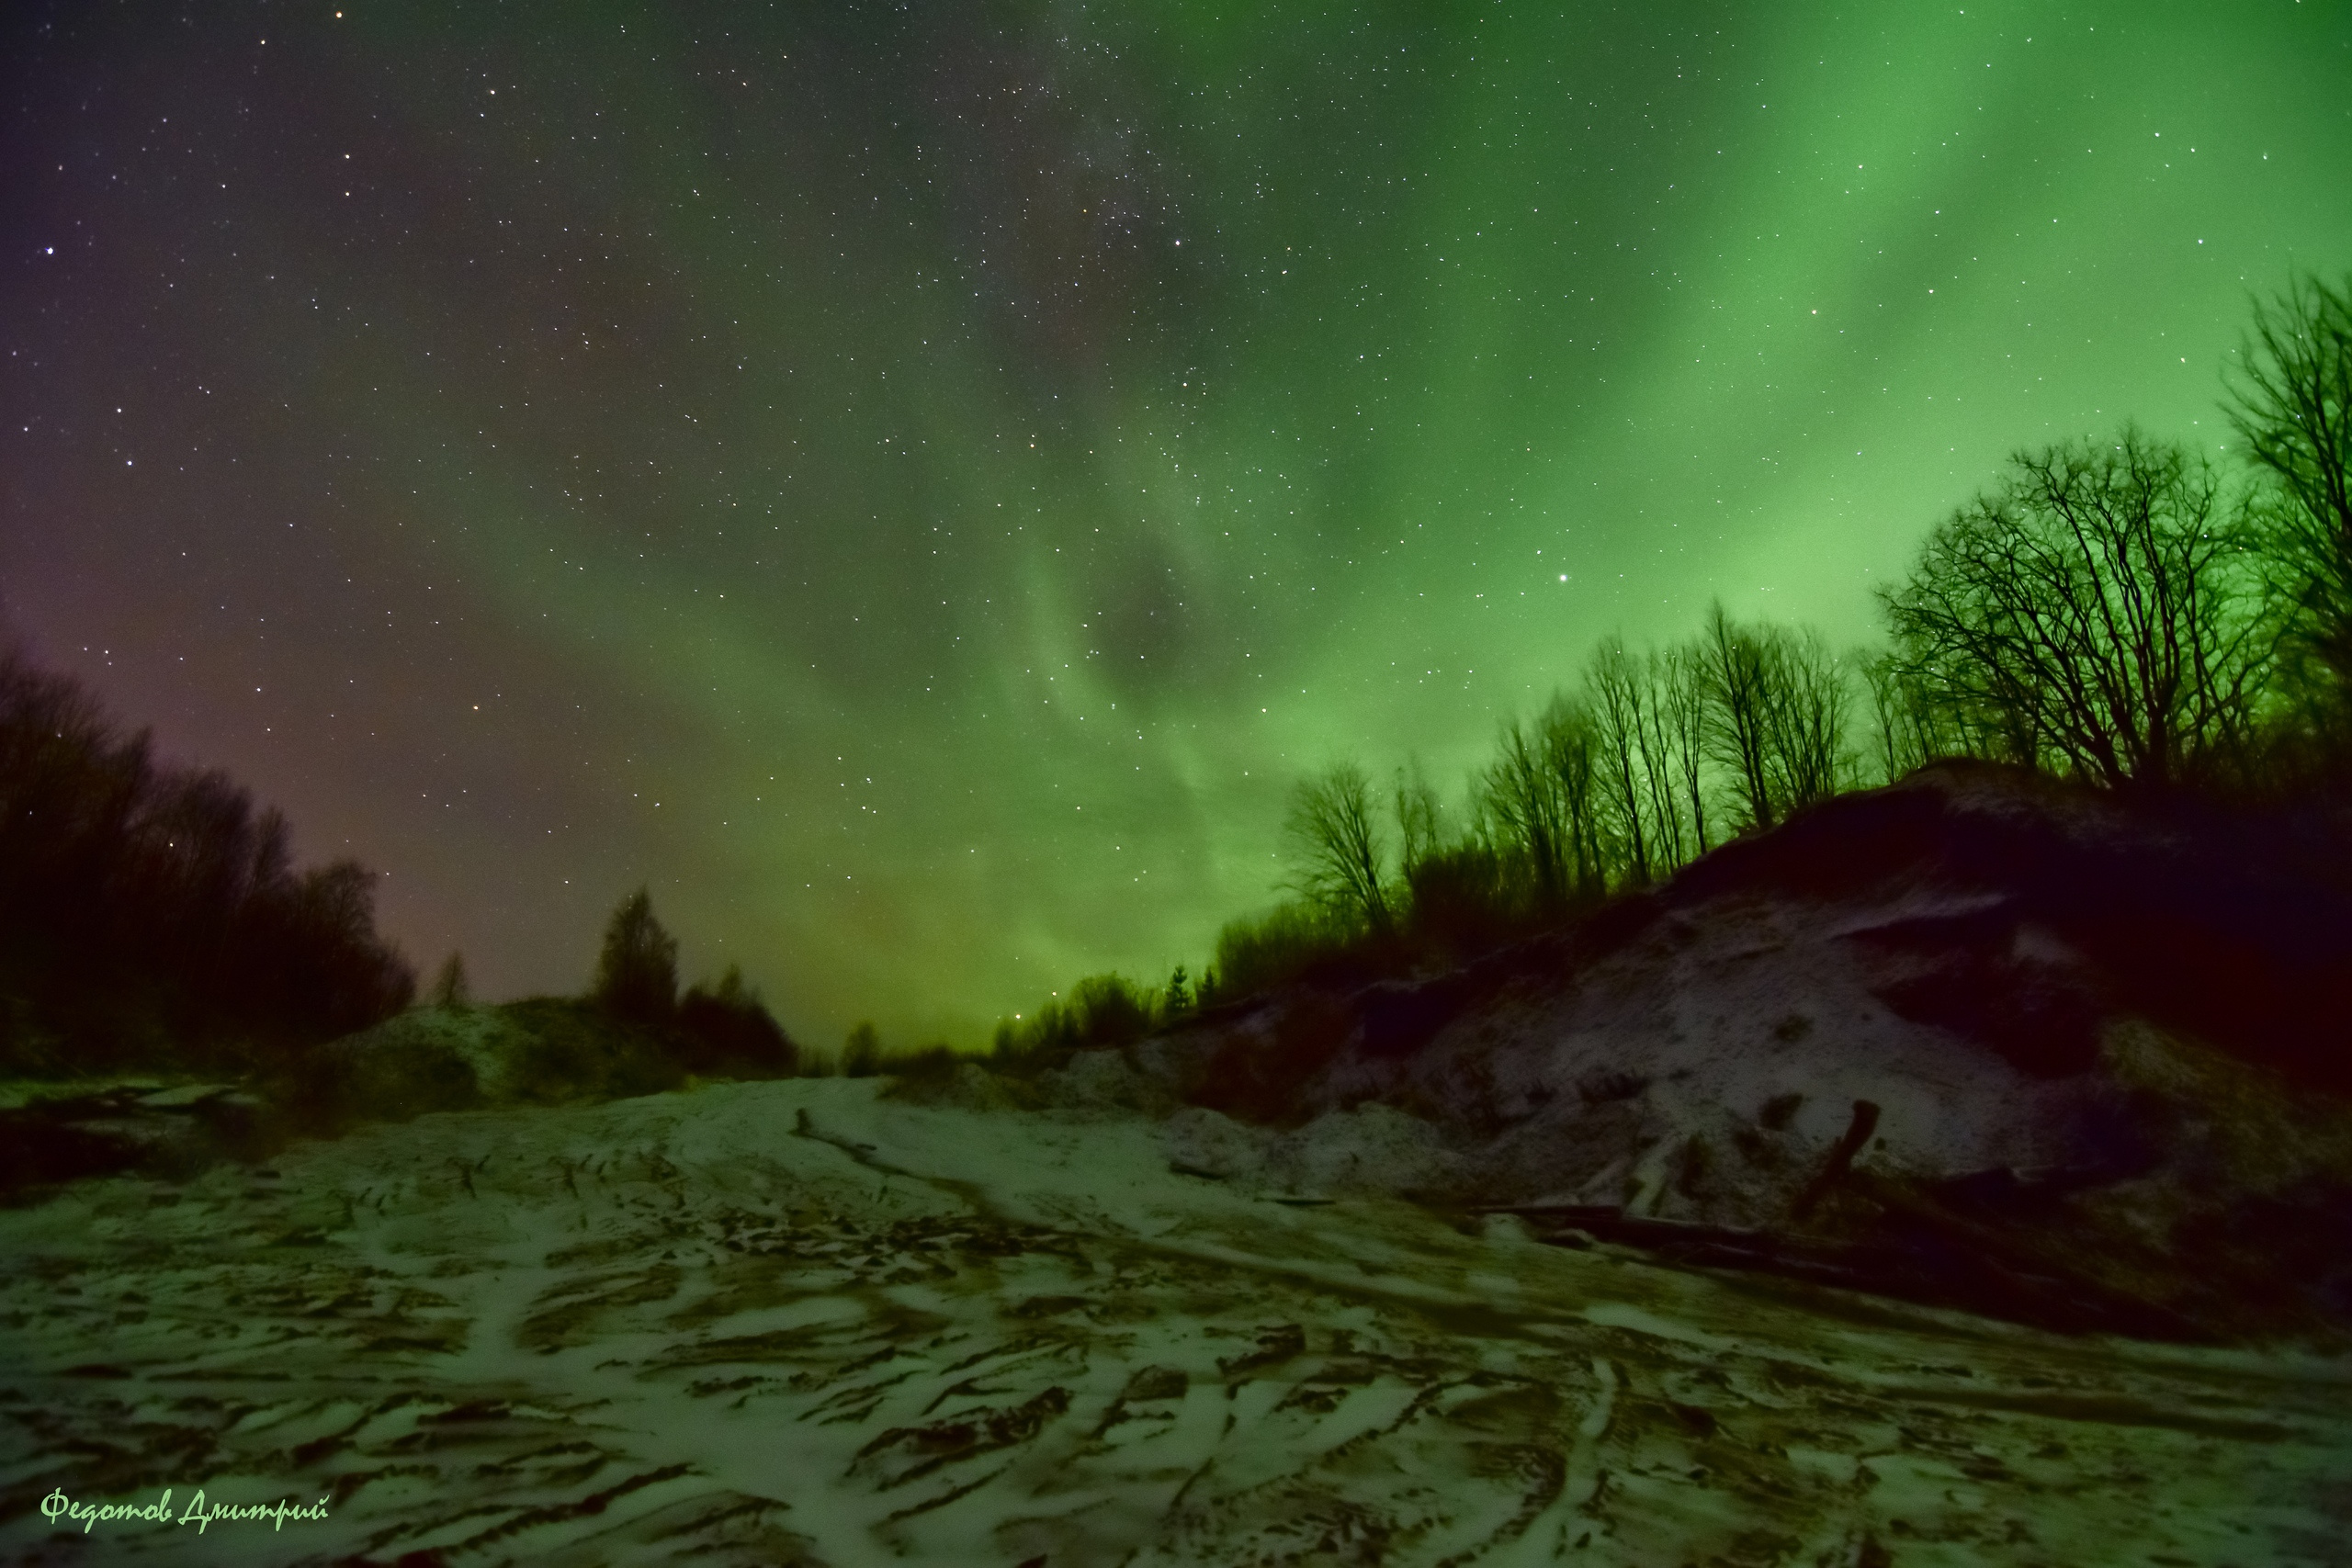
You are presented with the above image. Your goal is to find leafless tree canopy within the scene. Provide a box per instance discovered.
[1860,650,1969,784]
[1550,698,1609,897]
[1587,635,1657,881]
[1284,761,1394,933]
[1766,628,1850,813]
[1879,430,2277,789]
[1699,601,1782,831]
[2229,271,2352,681]
[1476,697,1611,908]
[1479,717,1567,906]
[1657,643,1713,854]
[1692,604,1851,829]
[1392,761,1444,874]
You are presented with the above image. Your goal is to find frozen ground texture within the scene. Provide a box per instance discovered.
[4,1077,2350,1567]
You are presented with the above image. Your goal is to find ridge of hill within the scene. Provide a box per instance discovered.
[1037,763,2352,1340]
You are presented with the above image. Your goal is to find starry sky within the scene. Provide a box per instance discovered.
[5,1,2348,1049]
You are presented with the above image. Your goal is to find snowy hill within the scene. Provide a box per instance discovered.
[1096,764,2352,1339]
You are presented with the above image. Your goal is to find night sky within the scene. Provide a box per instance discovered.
[5,2,2348,1049]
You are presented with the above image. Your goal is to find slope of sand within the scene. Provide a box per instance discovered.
[6,1077,2349,1566]
[1109,766,2352,1338]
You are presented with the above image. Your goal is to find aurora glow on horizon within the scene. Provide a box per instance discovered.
[5,2,2348,1048]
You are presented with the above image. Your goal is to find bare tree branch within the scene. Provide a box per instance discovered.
[1879,429,2278,788]
[2228,270,2352,681]
[1284,761,1394,933]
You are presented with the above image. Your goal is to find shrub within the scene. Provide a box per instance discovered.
[1205,902,1351,1001]
[675,964,797,1077]
[883,1043,960,1091]
[1400,841,1519,956]
[497,996,685,1104]
[990,972,1160,1074]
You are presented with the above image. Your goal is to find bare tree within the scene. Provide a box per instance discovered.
[1635,646,1689,869]
[1764,628,1850,811]
[1861,651,1916,784]
[1658,641,1714,855]
[1392,759,1444,877]
[1586,635,1655,881]
[1481,716,1569,906]
[1284,761,1393,933]
[1476,697,1608,902]
[1861,648,1976,783]
[1545,695,1611,897]
[1699,601,1781,831]
[1879,430,2277,789]
[2228,270,2352,682]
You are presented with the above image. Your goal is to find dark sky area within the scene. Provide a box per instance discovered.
[5,1,2348,1049]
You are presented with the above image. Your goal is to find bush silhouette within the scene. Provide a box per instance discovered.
[990,972,1160,1074]
[1400,842,1518,957]
[675,964,797,1077]
[499,996,685,1104]
[1206,903,1351,1001]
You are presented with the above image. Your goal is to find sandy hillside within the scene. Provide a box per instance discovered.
[5,1077,2350,1566]
[1116,766,2352,1338]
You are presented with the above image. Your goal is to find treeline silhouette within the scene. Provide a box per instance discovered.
[988,268,2352,1066]
[0,647,414,1075]
[583,886,982,1089]
[587,887,800,1078]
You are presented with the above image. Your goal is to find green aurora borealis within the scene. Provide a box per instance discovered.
[6,2,2349,1046]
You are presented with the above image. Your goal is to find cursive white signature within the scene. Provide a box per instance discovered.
[40,1487,331,1535]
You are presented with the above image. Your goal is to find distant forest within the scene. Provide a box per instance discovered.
[0,657,820,1087]
[0,649,414,1075]
[990,270,2352,1066]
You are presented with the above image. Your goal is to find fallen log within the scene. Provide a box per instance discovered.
[1466,1186,2207,1341]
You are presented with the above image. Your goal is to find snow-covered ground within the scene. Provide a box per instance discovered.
[5,1078,2348,1565]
